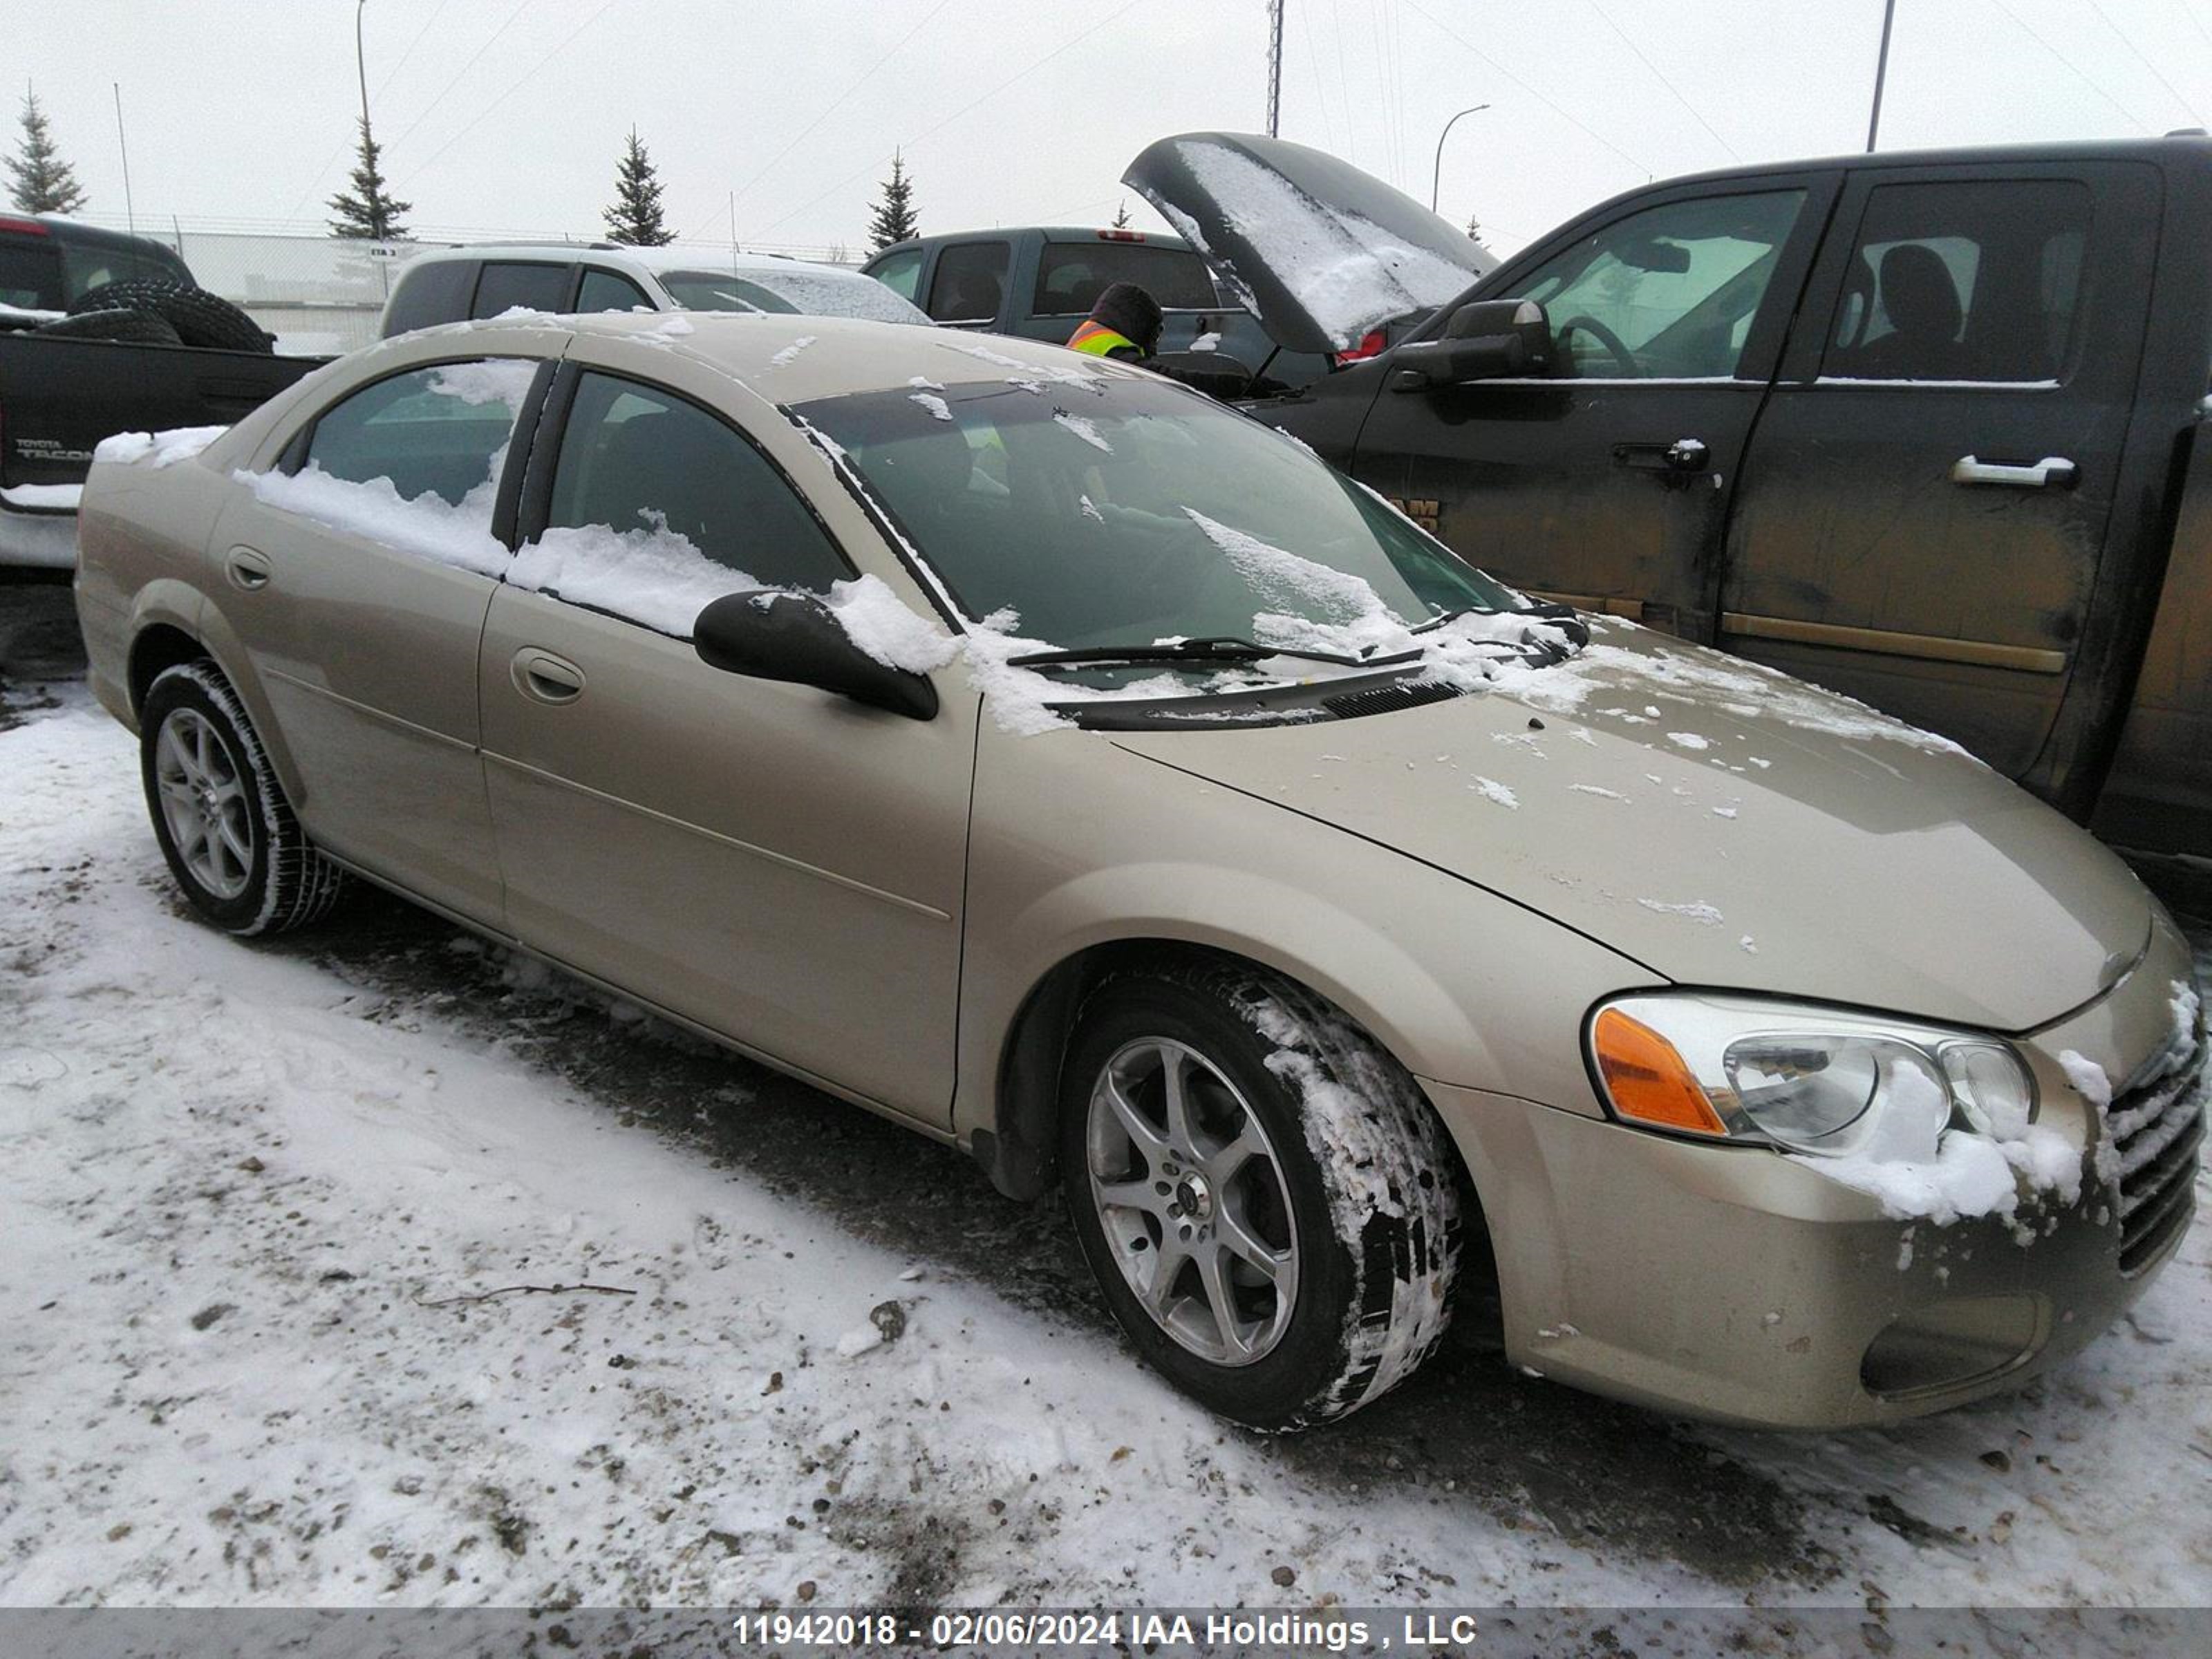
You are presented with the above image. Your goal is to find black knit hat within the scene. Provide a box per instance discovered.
[1091,281,1163,353]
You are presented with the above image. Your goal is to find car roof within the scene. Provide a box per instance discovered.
[405,242,875,282]
[548,310,1159,400]
[866,226,1201,259]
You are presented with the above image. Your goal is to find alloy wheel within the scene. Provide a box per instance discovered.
[153,707,253,901]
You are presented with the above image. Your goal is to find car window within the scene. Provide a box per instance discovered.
[868,247,923,303]
[58,242,189,303]
[925,242,1009,324]
[795,375,1517,652]
[656,272,796,313]
[303,359,535,511]
[1033,242,1217,315]
[1509,191,1804,378]
[382,259,477,336]
[471,261,570,319]
[538,371,847,609]
[1821,180,2092,383]
[0,236,62,309]
[577,268,652,313]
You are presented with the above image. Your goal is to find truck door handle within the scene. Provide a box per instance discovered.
[1951,455,2078,489]
[225,547,272,590]
[511,648,585,704]
[1613,438,1709,474]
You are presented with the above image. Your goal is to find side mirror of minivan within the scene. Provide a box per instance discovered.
[693,590,939,722]
[1391,299,1553,390]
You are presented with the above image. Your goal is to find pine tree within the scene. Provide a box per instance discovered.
[328,117,411,241]
[7,86,88,216]
[1112,200,1132,229]
[867,151,918,252]
[602,127,673,246]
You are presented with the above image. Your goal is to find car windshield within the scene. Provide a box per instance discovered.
[791,373,1521,655]
[659,268,927,324]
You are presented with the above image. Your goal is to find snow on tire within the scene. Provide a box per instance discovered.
[1059,960,1461,1431]
[139,662,344,935]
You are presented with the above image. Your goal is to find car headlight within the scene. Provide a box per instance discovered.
[1586,993,2036,1157]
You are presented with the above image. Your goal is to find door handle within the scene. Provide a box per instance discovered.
[1613,437,1709,474]
[511,647,585,704]
[225,546,272,590]
[1951,455,2078,489]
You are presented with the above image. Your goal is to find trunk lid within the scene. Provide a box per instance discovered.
[1121,131,1492,355]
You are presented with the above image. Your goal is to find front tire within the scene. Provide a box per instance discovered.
[1059,962,1461,1430]
[140,662,344,935]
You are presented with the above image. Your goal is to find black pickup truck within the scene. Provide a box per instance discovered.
[1,215,325,569]
[1127,132,2212,868]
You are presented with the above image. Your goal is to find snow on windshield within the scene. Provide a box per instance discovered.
[1159,138,1474,350]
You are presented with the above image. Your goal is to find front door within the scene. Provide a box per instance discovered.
[1356,178,1833,640]
[209,355,548,926]
[1719,162,2159,797]
[477,362,975,1121]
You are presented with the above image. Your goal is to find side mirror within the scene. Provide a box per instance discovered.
[693,590,939,721]
[1391,299,1553,389]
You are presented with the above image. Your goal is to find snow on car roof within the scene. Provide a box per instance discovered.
[558,309,1162,400]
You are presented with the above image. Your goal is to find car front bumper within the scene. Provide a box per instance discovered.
[1420,924,2202,1430]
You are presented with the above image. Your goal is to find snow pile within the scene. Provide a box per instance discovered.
[509,516,760,638]
[1469,777,1518,809]
[1052,411,1112,452]
[908,390,954,422]
[765,334,816,368]
[241,465,509,578]
[825,574,959,673]
[93,425,229,469]
[1157,138,1474,350]
[427,359,538,410]
[1794,1058,2082,1228]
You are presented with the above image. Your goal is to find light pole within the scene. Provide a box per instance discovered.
[1866,0,1897,152]
[355,0,373,148]
[1430,103,1490,214]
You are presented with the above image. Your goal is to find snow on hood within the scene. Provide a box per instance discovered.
[1123,132,1490,355]
[1112,621,2152,1033]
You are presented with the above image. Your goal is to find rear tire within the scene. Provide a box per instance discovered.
[140,662,344,935]
[68,279,272,354]
[1059,961,1460,1431]
[34,306,184,346]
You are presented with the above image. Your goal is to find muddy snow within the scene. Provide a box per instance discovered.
[1,674,2208,1627]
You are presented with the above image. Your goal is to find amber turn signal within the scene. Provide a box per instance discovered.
[1592,1006,1730,1135]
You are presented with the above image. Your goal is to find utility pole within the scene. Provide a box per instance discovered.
[112,83,136,243]
[1866,0,1897,152]
[1266,0,1284,138]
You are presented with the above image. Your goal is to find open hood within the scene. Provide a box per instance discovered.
[1123,131,1492,356]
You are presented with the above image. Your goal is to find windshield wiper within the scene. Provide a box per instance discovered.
[1414,601,1592,653]
[1008,635,1374,669]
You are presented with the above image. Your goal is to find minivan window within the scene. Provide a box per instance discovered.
[578,268,652,313]
[1822,179,2092,383]
[304,359,532,510]
[1509,191,1805,378]
[1033,243,1217,315]
[472,261,570,319]
[926,242,1010,324]
[544,372,847,594]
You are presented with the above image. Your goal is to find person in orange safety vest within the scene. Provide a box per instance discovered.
[1066,281,1163,362]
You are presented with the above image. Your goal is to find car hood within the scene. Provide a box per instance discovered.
[1121,131,1492,356]
[1109,626,2151,1033]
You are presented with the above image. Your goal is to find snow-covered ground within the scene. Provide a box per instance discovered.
[1,670,2208,1633]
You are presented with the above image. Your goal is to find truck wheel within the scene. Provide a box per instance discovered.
[69,279,272,355]
[140,662,344,935]
[34,306,184,346]
[1059,961,1461,1430]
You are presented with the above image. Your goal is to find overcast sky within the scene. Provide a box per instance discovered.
[11,1,2212,259]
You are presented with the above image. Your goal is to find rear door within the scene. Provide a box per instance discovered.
[1354,175,1834,639]
[208,352,553,927]
[1719,161,2158,787]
